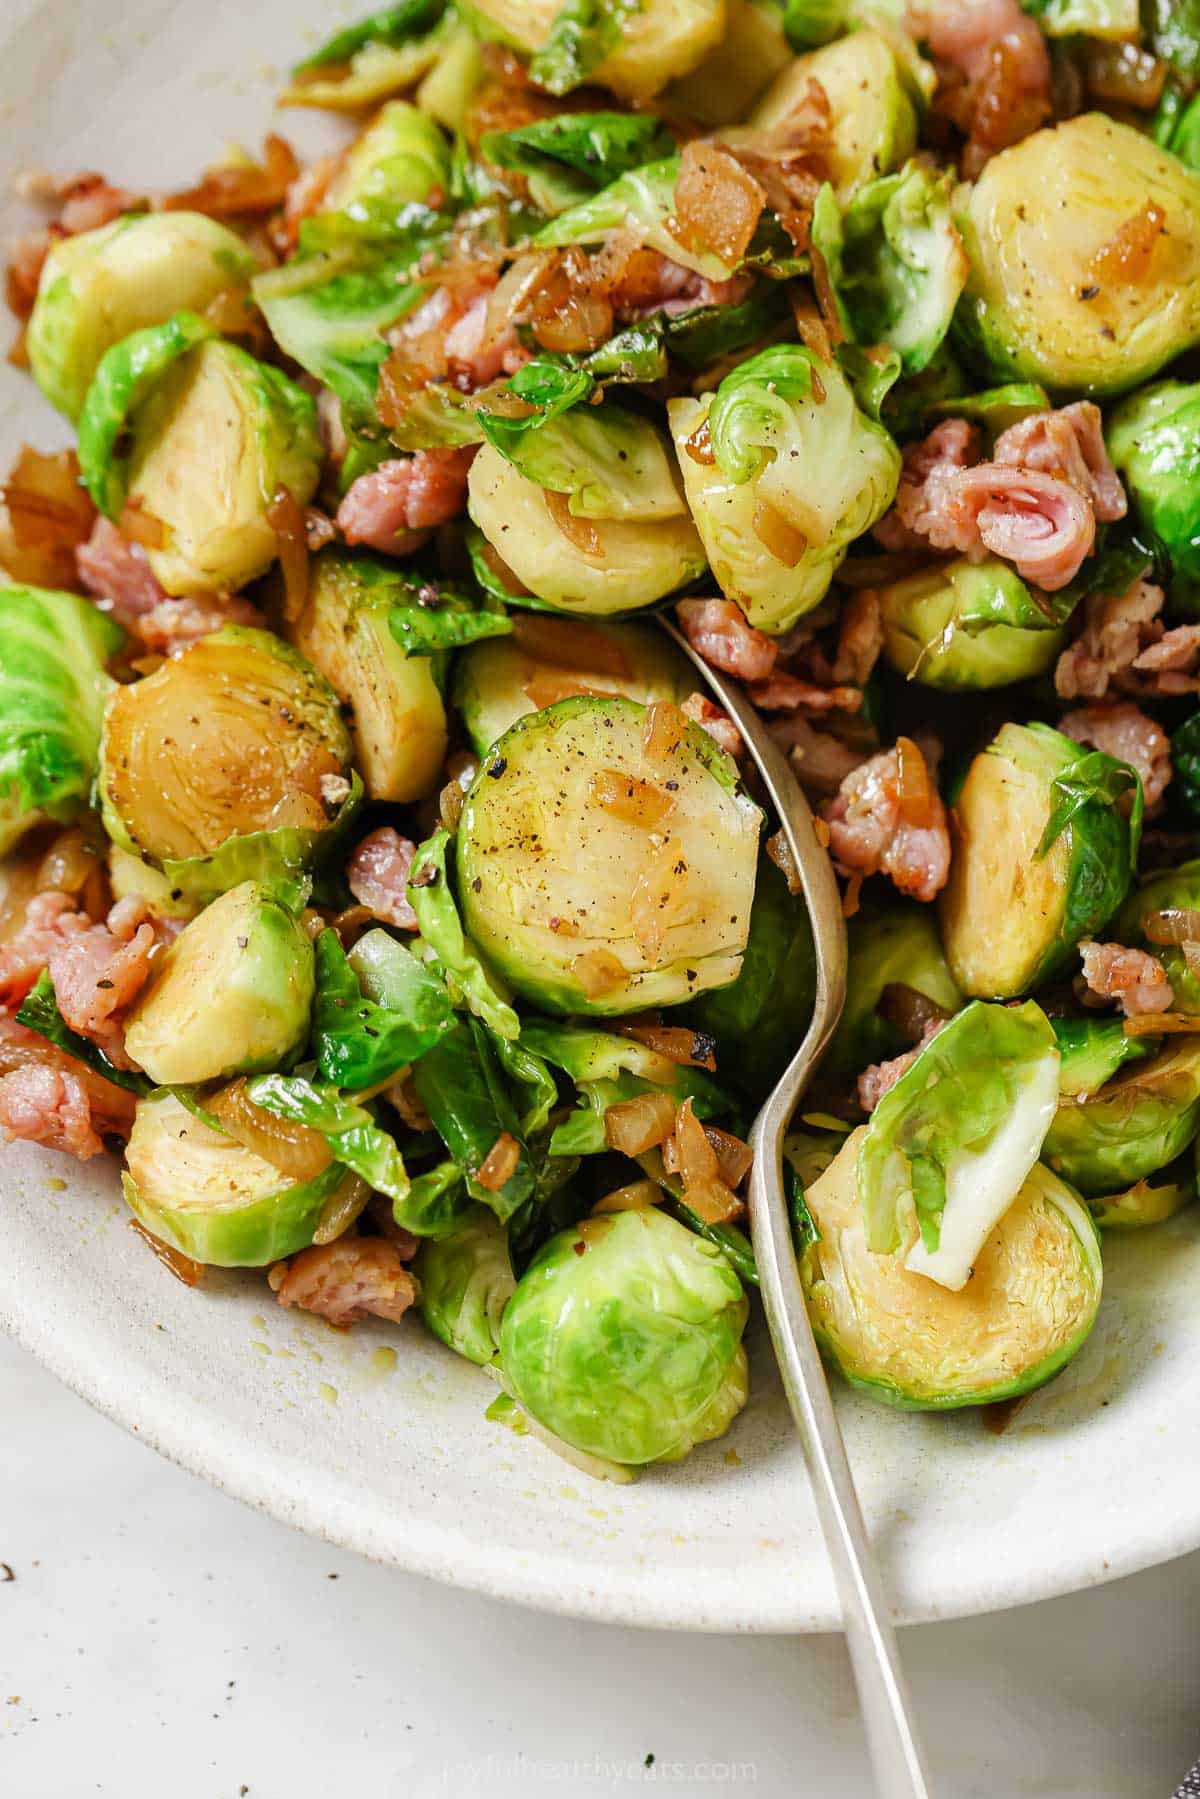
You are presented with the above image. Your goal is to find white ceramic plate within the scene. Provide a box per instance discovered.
[5,0,1200,1633]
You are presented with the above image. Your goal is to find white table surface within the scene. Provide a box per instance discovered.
[2,1331,1197,1798]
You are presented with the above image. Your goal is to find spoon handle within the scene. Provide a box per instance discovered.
[749,1127,935,1799]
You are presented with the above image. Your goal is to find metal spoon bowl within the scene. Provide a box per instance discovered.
[662,619,934,1799]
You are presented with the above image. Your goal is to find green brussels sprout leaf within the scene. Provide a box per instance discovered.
[481,110,674,212]
[77,310,215,517]
[408,827,520,1039]
[536,157,737,281]
[387,574,513,656]
[529,0,638,95]
[394,1157,475,1238]
[292,0,446,72]
[1035,749,1143,862]
[1052,1015,1158,1099]
[245,1072,410,1204]
[312,927,456,1090]
[1108,381,1200,613]
[418,1205,516,1363]
[411,1019,536,1219]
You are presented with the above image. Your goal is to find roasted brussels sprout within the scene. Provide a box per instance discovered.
[878,556,1068,689]
[281,0,450,111]
[1042,1036,1200,1196]
[1052,1015,1157,1099]
[468,0,724,100]
[500,1207,748,1465]
[123,882,314,1087]
[107,845,200,922]
[417,1205,516,1364]
[664,0,793,126]
[318,99,450,235]
[751,29,920,199]
[483,403,688,522]
[0,583,123,855]
[669,346,900,634]
[100,625,356,902]
[480,111,676,214]
[800,1127,1102,1409]
[1107,380,1200,612]
[1026,0,1138,36]
[456,696,762,1015]
[453,618,693,757]
[123,1090,351,1266]
[78,317,322,594]
[467,444,707,616]
[826,904,961,1076]
[941,722,1140,999]
[289,549,448,803]
[27,212,257,420]
[1088,1160,1196,1231]
[953,115,1200,396]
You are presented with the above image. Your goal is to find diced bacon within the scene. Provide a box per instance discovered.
[0,1016,136,1159]
[945,464,1096,592]
[680,692,745,760]
[857,1017,947,1114]
[0,891,86,1009]
[1078,941,1175,1018]
[1059,702,1172,813]
[875,419,981,552]
[136,594,266,656]
[76,517,262,652]
[832,589,885,688]
[7,172,142,319]
[993,402,1127,525]
[56,175,140,235]
[443,290,527,387]
[746,673,862,714]
[676,598,777,683]
[1055,579,1167,701]
[46,896,158,1067]
[1130,626,1200,696]
[922,0,1052,176]
[768,714,867,796]
[822,744,951,904]
[923,0,1050,89]
[273,1238,420,1329]
[336,449,473,555]
[347,829,418,930]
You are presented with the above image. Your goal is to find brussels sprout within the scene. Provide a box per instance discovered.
[941,722,1140,999]
[1052,1015,1157,1099]
[289,549,448,803]
[122,882,314,1087]
[469,0,724,101]
[681,850,817,1100]
[313,927,456,1090]
[26,212,258,421]
[467,444,706,616]
[100,626,356,902]
[107,846,200,922]
[826,904,961,1076]
[925,382,1050,436]
[751,30,920,201]
[123,1090,351,1266]
[412,1019,536,1219]
[457,696,762,1015]
[483,403,687,522]
[878,556,1068,690]
[0,583,123,856]
[245,1072,411,1205]
[668,346,900,634]
[319,100,450,236]
[535,159,737,283]
[1022,0,1138,36]
[452,618,693,757]
[78,320,322,595]
[1088,1160,1196,1231]
[663,0,793,126]
[418,1205,516,1363]
[282,0,449,110]
[858,1000,1060,1290]
[407,828,521,1040]
[1143,0,1200,77]
[1114,859,1200,1016]
[812,163,968,375]
[480,111,675,214]
[1042,1036,1200,1196]
[799,1128,1102,1409]
[953,115,1200,397]
[500,1207,748,1464]
[1107,381,1200,612]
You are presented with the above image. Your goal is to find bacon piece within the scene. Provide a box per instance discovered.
[769,714,866,797]
[947,463,1096,591]
[443,289,528,387]
[1054,579,1167,702]
[76,517,262,652]
[832,589,884,688]
[1059,702,1172,814]
[0,892,86,1010]
[675,598,777,683]
[993,402,1126,525]
[874,419,981,552]
[46,896,158,1068]
[273,1238,419,1329]
[680,693,744,760]
[823,743,951,904]
[924,0,1052,176]
[1078,941,1174,1018]
[0,1016,135,1159]
[347,829,418,931]
[857,1017,947,1114]
[336,449,473,555]
[746,673,862,713]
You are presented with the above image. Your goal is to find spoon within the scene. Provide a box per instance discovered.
[662,620,935,1799]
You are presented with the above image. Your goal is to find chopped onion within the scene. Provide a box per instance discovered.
[1142,909,1200,947]
[35,827,103,900]
[683,418,716,466]
[896,735,935,829]
[162,133,299,218]
[703,1124,753,1188]
[615,1021,717,1072]
[1088,201,1166,286]
[546,490,603,556]
[766,828,803,896]
[589,768,675,828]
[477,539,530,598]
[0,443,96,589]
[1085,42,1166,109]
[266,486,309,622]
[313,1177,370,1246]
[571,947,627,998]
[591,1179,664,1215]
[524,671,617,708]
[642,700,688,762]
[753,498,808,566]
[130,1218,206,1286]
[673,141,766,267]
[207,1078,334,1181]
[604,1089,677,1156]
[477,1132,521,1193]
[511,613,632,677]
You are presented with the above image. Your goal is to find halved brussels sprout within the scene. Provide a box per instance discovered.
[319,100,450,235]
[417,1204,516,1364]
[469,0,724,100]
[953,115,1200,397]
[123,882,314,1087]
[480,111,676,215]
[663,0,792,124]
[1042,1036,1200,1196]
[452,619,693,757]
[107,845,200,922]
[800,1127,1102,1409]
[858,1000,1060,1290]
[289,549,447,804]
[456,696,762,1015]
[534,159,737,284]
[1052,1015,1157,1099]
[1107,380,1200,612]
[124,1090,351,1266]
[941,721,1140,999]
[1088,1160,1196,1231]
[500,1207,748,1465]
[878,556,1068,689]
[826,903,961,1076]
[282,0,449,110]
[467,444,707,616]
[26,212,258,421]
[0,583,124,856]
[78,319,322,595]
[669,346,900,633]
[750,30,919,200]
[100,625,356,902]
[483,404,687,522]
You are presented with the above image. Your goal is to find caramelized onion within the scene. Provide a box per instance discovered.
[267,486,309,622]
[511,612,632,677]
[880,983,950,1045]
[130,1217,205,1286]
[754,498,808,566]
[641,700,688,762]
[0,444,96,589]
[592,1179,664,1214]
[589,768,674,828]
[571,947,627,998]
[673,140,766,267]
[604,1089,677,1156]
[630,833,688,959]
[207,1079,334,1181]
[477,539,530,598]
[766,828,803,897]
[118,494,168,550]
[524,671,616,708]
[683,418,716,466]
[545,490,603,556]
[1124,1013,1200,1037]
[162,133,299,218]
[1141,909,1200,947]
[438,779,465,834]
[477,1132,521,1193]
[896,735,935,829]
[674,1098,744,1222]
[1085,42,1166,109]
[1088,201,1166,286]
[704,1124,753,1189]
[312,1177,370,1246]
[615,1022,717,1072]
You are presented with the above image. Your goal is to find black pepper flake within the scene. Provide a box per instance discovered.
[410,862,440,889]
[0,1563,14,1582]
[487,757,508,778]
[664,780,679,791]
[95,978,114,990]
[237,935,249,949]
[472,876,482,892]
[1078,284,1100,301]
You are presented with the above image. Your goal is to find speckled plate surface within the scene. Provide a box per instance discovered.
[5,0,1200,1634]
